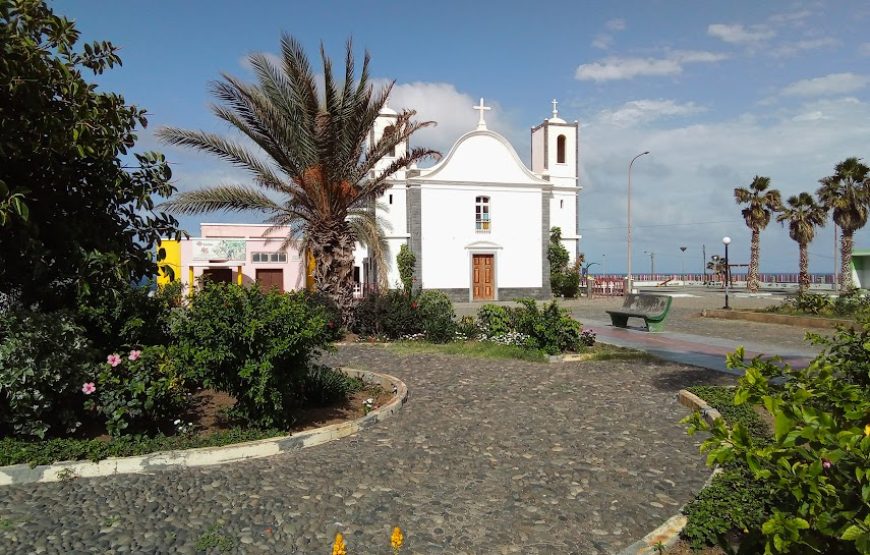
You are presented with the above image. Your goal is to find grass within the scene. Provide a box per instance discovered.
[195,522,236,553]
[0,427,287,467]
[685,385,771,442]
[388,340,655,363]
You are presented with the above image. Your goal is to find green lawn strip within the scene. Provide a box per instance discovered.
[0,427,286,467]
[388,340,547,362]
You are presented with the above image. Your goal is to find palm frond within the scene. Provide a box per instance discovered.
[160,185,283,215]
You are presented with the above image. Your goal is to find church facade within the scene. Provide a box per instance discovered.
[355,99,581,302]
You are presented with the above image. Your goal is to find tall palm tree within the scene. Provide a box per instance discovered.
[157,36,439,324]
[734,176,782,293]
[776,192,827,293]
[817,157,870,291]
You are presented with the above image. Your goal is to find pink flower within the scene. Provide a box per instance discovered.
[81,382,96,395]
[822,459,832,470]
[128,350,141,361]
[106,353,122,367]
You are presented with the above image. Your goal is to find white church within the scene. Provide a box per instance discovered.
[355,98,581,302]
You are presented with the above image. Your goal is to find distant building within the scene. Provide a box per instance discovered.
[158,223,310,293]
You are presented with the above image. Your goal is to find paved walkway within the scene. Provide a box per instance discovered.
[0,346,732,554]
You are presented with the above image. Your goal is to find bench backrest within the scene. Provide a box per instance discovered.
[621,294,672,316]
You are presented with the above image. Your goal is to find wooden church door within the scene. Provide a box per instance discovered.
[472,254,494,300]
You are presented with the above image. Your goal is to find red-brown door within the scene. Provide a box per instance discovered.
[256,268,284,292]
[202,268,232,284]
[472,255,494,300]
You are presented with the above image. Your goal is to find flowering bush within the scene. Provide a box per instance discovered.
[0,309,94,438]
[686,316,870,554]
[86,346,190,437]
[353,290,421,339]
[485,331,531,347]
[416,291,456,343]
[332,526,404,554]
[505,299,582,355]
[580,329,596,347]
[476,304,513,337]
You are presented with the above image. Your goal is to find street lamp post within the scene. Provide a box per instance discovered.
[722,236,732,309]
[680,246,687,280]
[627,151,650,294]
[644,250,655,276]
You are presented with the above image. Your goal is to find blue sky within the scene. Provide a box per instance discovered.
[57,0,870,274]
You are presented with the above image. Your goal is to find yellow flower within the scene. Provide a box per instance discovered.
[865,423,870,436]
[391,526,404,552]
[332,532,347,555]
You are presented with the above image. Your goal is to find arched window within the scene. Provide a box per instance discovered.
[383,125,396,157]
[556,135,566,164]
[475,196,491,232]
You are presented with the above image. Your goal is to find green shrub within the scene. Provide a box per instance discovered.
[476,304,513,336]
[301,290,344,341]
[787,292,832,315]
[353,290,421,339]
[87,346,191,437]
[831,289,870,317]
[417,290,456,343]
[301,366,364,407]
[0,310,94,439]
[456,315,479,340]
[558,268,581,299]
[510,299,582,355]
[170,283,331,428]
[686,315,870,554]
[686,385,770,442]
[397,244,416,294]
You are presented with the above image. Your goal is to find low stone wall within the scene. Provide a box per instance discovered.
[702,308,855,330]
[0,368,408,487]
[617,389,721,555]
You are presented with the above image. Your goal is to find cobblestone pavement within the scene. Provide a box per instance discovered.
[0,346,732,555]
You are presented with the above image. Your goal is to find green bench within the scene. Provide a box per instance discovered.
[606,294,673,332]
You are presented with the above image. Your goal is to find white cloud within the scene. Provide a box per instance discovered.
[780,73,870,97]
[595,99,706,127]
[772,37,840,58]
[605,18,626,31]
[592,34,612,50]
[768,9,813,26]
[707,23,775,45]
[575,51,726,82]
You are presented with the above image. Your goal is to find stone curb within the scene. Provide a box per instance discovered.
[547,352,597,363]
[701,308,855,330]
[0,368,408,487]
[616,389,722,555]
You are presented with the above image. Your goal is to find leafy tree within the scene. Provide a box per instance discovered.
[776,192,827,293]
[0,0,182,309]
[817,157,870,291]
[548,227,570,296]
[734,176,781,293]
[158,35,438,326]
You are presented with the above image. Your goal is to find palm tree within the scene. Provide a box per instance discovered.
[734,176,782,292]
[776,193,827,293]
[157,36,439,324]
[817,157,870,291]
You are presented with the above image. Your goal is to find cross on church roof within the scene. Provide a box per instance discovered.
[551,98,559,118]
[473,97,491,129]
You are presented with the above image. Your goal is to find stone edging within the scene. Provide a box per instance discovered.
[617,389,721,555]
[548,352,597,363]
[701,308,855,330]
[0,368,408,487]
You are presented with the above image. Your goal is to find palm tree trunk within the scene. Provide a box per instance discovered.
[309,222,357,328]
[748,229,760,292]
[841,229,854,291]
[798,242,809,294]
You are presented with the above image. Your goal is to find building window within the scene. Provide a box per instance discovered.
[475,196,491,232]
[389,194,393,205]
[384,125,396,157]
[556,135,566,164]
[252,251,287,263]
[560,199,564,209]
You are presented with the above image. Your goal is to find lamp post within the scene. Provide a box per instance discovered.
[602,254,606,276]
[722,236,732,309]
[644,250,655,276]
[627,151,650,294]
[680,246,687,281]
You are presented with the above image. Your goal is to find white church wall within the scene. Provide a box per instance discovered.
[419,132,543,185]
[531,129,544,174]
[377,183,408,237]
[420,185,542,291]
[550,190,579,261]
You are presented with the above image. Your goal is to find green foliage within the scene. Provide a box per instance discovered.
[397,245,416,294]
[416,290,456,343]
[0,427,285,467]
[353,290,421,339]
[300,366,363,407]
[0,0,183,310]
[686,316,870,554]
[559,266,581,299]
[456,315,479,340]
[682,466,783,553]
[0,309,94,438]
[687,386,771,441]
[301,290,344,341]
[169,283,331,428]
[476,304,513,336]
[771,291,870,319]
[548,227,579,297]
[510,299,582,355]
[87,346,191,437]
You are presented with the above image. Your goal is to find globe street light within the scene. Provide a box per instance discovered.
[627,151,650,294]
[722,236,732,309]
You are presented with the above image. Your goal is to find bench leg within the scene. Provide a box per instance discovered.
[646,320,665,332]
[610,314,629,328]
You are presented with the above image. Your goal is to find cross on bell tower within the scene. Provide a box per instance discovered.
[551,98,559,118]
[473,97,491,129]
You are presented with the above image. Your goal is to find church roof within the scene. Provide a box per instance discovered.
[414,128,548,186]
